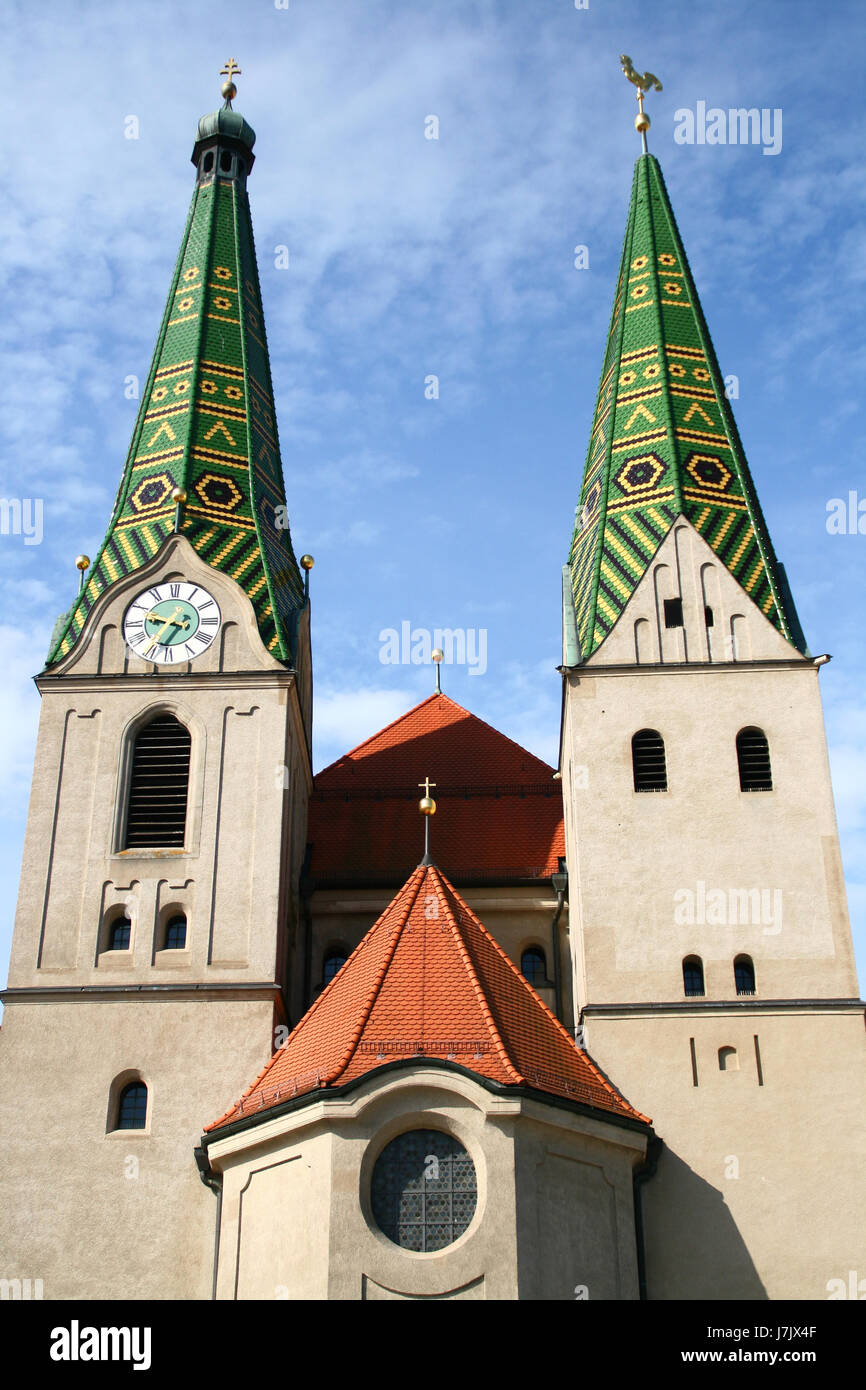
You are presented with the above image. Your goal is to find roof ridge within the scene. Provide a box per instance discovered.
[435,869,643,1115]
[205,869,425,1129]
[426,867,524,1084]
[321,865,426,1086]
[315,692,557,783]
[314,693,451,775]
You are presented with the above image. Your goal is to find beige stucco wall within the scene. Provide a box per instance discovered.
[207,1067,647,1300]
[0,535,311,1298]
[0,995,271,1299]
[561,518,866,1299]
[584,1007,866,1299]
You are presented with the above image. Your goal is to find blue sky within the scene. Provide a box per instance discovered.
[1,0,864,988]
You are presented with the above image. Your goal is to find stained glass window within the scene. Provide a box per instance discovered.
[371,1129,477,1252]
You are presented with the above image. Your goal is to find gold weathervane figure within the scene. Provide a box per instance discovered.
[620,54,662,153]
[220,57,242,104]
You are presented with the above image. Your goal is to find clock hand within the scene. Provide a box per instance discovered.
[144,609,190,630]
[143,606,186,655]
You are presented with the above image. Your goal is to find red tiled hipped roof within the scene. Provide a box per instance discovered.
[207,863,650,1131]
[308,694,564,883]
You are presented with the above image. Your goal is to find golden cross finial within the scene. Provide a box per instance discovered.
[220,57,242,106]
[620,55,662,153]
[418,777,437,797]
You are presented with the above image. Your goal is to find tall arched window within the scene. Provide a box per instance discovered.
[520,947,547,987]
[736,727,772,792]
[116,1082,148,1131]
[124,715,191,849]
[632,729,667,792]
[682,956,705,997]
[734,954,756,996]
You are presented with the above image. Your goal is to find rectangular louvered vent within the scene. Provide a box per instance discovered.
[124,715,191,849]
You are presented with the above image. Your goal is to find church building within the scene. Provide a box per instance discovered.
[0,65,863,1302]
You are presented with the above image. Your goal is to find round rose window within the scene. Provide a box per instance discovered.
[370,1129,477,1252]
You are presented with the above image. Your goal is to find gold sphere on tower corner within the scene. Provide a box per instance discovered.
[300,554,315,571]
[171,487,187,505]
[75,555,90,571]
[431,648,444,663]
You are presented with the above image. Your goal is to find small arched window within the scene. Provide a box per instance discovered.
[734,955,756,996]
[520,947,547,987]
[116,1082,148,1130]
[164,915,187,950]
[203,151,214,173]
[632,729,667,792]
[682,956,705,997]
[323,949,347,986]
[124,715,191,849]
[736,727,772,792]
[220,150,232,173]
[108,917,131,951]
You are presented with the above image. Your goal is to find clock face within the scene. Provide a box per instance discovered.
[123,582,222,665]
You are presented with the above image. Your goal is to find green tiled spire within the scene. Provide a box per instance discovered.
[568,153,805,661]
[48,89,305,666]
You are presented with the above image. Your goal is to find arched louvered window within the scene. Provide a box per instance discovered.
[116,1082,148,1131]
[108,917,131,951]
[736,727,772,792]
[124,715,191,849]
[682,956,705,998]
[520,947,547,987]
[323,949,347,986]
[734,954,756,996]
[632,729,667,792]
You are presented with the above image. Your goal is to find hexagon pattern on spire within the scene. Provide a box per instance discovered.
[568,153,806,661]
[47,97,303,666]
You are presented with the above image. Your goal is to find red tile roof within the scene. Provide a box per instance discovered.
[308,694,564,883]
[207,863,650,1131]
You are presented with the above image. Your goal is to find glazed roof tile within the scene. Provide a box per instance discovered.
[309,694,564,883]
[207,862,649,1132]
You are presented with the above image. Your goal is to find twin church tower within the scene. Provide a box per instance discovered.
[0,64,862,1302]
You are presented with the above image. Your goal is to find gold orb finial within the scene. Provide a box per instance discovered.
[431,648,444,663]
[418,776,437,816]
[219,57,242,106]
[171,487,187,505]
[75,554,90,571]
[620,54,662,151]
[300,554,315,571]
